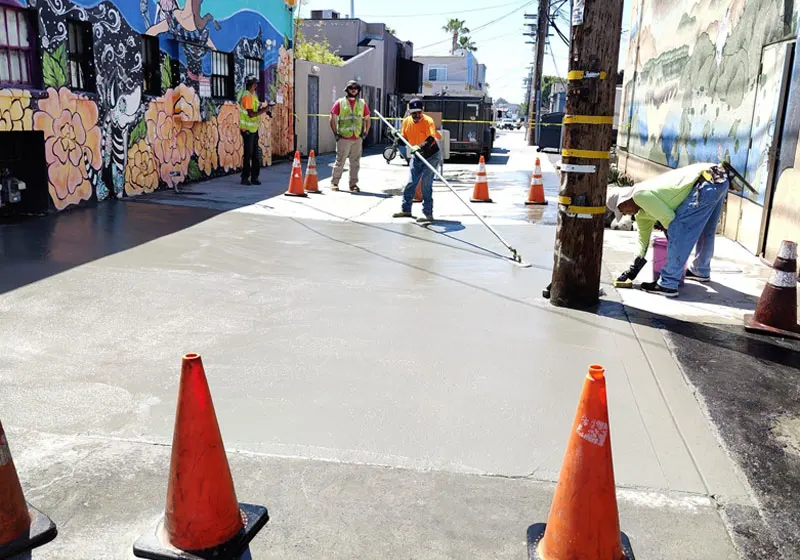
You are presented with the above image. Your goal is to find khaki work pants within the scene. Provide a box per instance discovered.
[331,138,363,188]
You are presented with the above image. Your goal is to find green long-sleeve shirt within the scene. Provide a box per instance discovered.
[632,162,714,257]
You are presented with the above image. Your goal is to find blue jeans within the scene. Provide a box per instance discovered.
[402,151,442,216]
[658,179,728,290]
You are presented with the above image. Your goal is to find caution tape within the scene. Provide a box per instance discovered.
[562,148,610,159]
[563,115,614,125]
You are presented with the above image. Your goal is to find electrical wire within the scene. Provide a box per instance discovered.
[360,1,524,18]
[415,0,537,51]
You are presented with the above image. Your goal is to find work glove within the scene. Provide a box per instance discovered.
[409,145,421,155]
[334,133,342,141]
[616,256,648,283]
[654,221,669,240]
[360,131,368,139]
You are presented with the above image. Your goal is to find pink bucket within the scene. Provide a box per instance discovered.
[652,237,685,286]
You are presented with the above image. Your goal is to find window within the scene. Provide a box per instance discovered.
[211,51,233,99]
[0,6,37,86]
[244,57,264,98]
[427,65,447,82]
[67,20,94,91]
[142,35,161,96]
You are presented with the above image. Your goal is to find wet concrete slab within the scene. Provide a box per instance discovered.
[0,130,751,558]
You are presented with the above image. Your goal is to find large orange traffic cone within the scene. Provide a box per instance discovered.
[0,420,57,557]
[285,151,308,197]
[133,354,268,559]
[304,150,321,193]
[413,179,423,203]
[527,365,634,560]
[470,156,493,203]
[745,240,800,340]
[525,158,547,205]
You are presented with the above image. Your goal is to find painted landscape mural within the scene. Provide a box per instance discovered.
[619,0,799,203]
[0,0,294,211]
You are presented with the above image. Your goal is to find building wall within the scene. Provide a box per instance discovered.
[300,19,361,58]
[0,0,294,212]
[619,0,799,177]
[416,56,468,83]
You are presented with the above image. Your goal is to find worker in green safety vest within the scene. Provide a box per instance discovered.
[329,80,370,192]
[240,74,273,185]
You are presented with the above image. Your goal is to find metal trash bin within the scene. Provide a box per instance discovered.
[537,112,564,152]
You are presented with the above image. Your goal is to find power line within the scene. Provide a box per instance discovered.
[360,1,524,18]
[415,0,537,51]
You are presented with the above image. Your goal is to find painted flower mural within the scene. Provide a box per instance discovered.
[170,83,201,123]
[193,118,219,175]
[217,102,243,171]
[33,87,102,210]
[124,140,159,196]
[258,113,272,167]
[0,89,33,131]
[145,88,195,187]
[271,44,294,157]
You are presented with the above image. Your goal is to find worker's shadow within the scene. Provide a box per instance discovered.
[349,190,393,199]
[424,219,465,233]
[671,280,759,311]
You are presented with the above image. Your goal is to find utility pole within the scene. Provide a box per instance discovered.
[350,0,355,18]
[526,0,549,146]
[523,17,537,144]
[548,0,625,308]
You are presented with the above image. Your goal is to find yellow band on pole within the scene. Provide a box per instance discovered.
[558,196,572,205]
[567,70,608,80]
[563,115,614,125]
[562,148,610,159]
[565,206,607,215]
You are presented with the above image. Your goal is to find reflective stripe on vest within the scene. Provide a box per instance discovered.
[240,93,260,133]
[336,98,365,138]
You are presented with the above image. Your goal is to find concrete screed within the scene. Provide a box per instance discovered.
[0,130,757,559]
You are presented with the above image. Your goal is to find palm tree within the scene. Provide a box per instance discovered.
[443,18,469,55]
[458,35,477,52]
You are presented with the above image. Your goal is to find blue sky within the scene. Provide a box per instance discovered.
[297,0,632,104]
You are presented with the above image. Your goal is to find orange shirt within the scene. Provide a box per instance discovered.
[401,114,442,146]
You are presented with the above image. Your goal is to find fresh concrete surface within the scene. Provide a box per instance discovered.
[1,131,751,558]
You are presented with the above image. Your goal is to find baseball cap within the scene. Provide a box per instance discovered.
[606,185,635,221]
[408,98,423,113]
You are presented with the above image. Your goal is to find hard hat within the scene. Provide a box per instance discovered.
[345,79,362,91]
[245,74,259,87]
[408,98,423,113]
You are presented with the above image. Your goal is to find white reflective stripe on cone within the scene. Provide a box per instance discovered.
[769,269,798,288]
[778,241,798,260]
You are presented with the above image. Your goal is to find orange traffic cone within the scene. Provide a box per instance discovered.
[470,155,493,203]
[285,151,308,197]
[525,158,547,205]
[133,354,268,559]
[745,240,800,340]
[413,179,423,203]
[304,150,321,193]
[0,420,57,557]
[527,365,634,560]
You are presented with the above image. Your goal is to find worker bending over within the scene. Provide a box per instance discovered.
[607,162,731,297]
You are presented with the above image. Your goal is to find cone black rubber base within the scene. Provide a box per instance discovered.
[0,503,58,558]
[284,192,308,198]
[744,314,800,340]
[133,503,268,560]
[525,201,548,206]
[470,198,493,203]
[526,523,635,559]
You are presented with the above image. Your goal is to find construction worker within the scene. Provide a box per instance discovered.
[393,98,442,224]
[330,79,370,192]
[239,75,273,185]
[607,162,731,297]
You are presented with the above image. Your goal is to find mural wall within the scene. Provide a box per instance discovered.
[0,0,294,211]
[619,0,799,187]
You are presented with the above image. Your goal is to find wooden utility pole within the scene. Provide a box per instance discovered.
[527,0,548,146]
[548,0,624,308]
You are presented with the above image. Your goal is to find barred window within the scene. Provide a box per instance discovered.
[244,57,264,98]
[142,35,161,96]
[211,50,233,99]
[67,20,95,91]
[0,6,37,86]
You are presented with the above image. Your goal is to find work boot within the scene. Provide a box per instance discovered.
[251,179,262,185]
[416,215,434,224]
[640,281,679,298]
[686,269,710,282]
[241,178,251,186]
[393,211,414,219]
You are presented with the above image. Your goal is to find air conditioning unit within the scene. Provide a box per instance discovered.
[311,9,339,20]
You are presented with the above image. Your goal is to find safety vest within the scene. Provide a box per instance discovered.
[336,97,365,138]
[239,92,260,133]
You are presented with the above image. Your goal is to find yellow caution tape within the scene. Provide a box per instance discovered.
[563,115,614,125]
[567,70,608,80]
[562,148,610,159]
[557,195,607,215]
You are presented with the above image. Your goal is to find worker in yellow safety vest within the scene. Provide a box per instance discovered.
[240,74,273,185]
[329,79,370,192]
